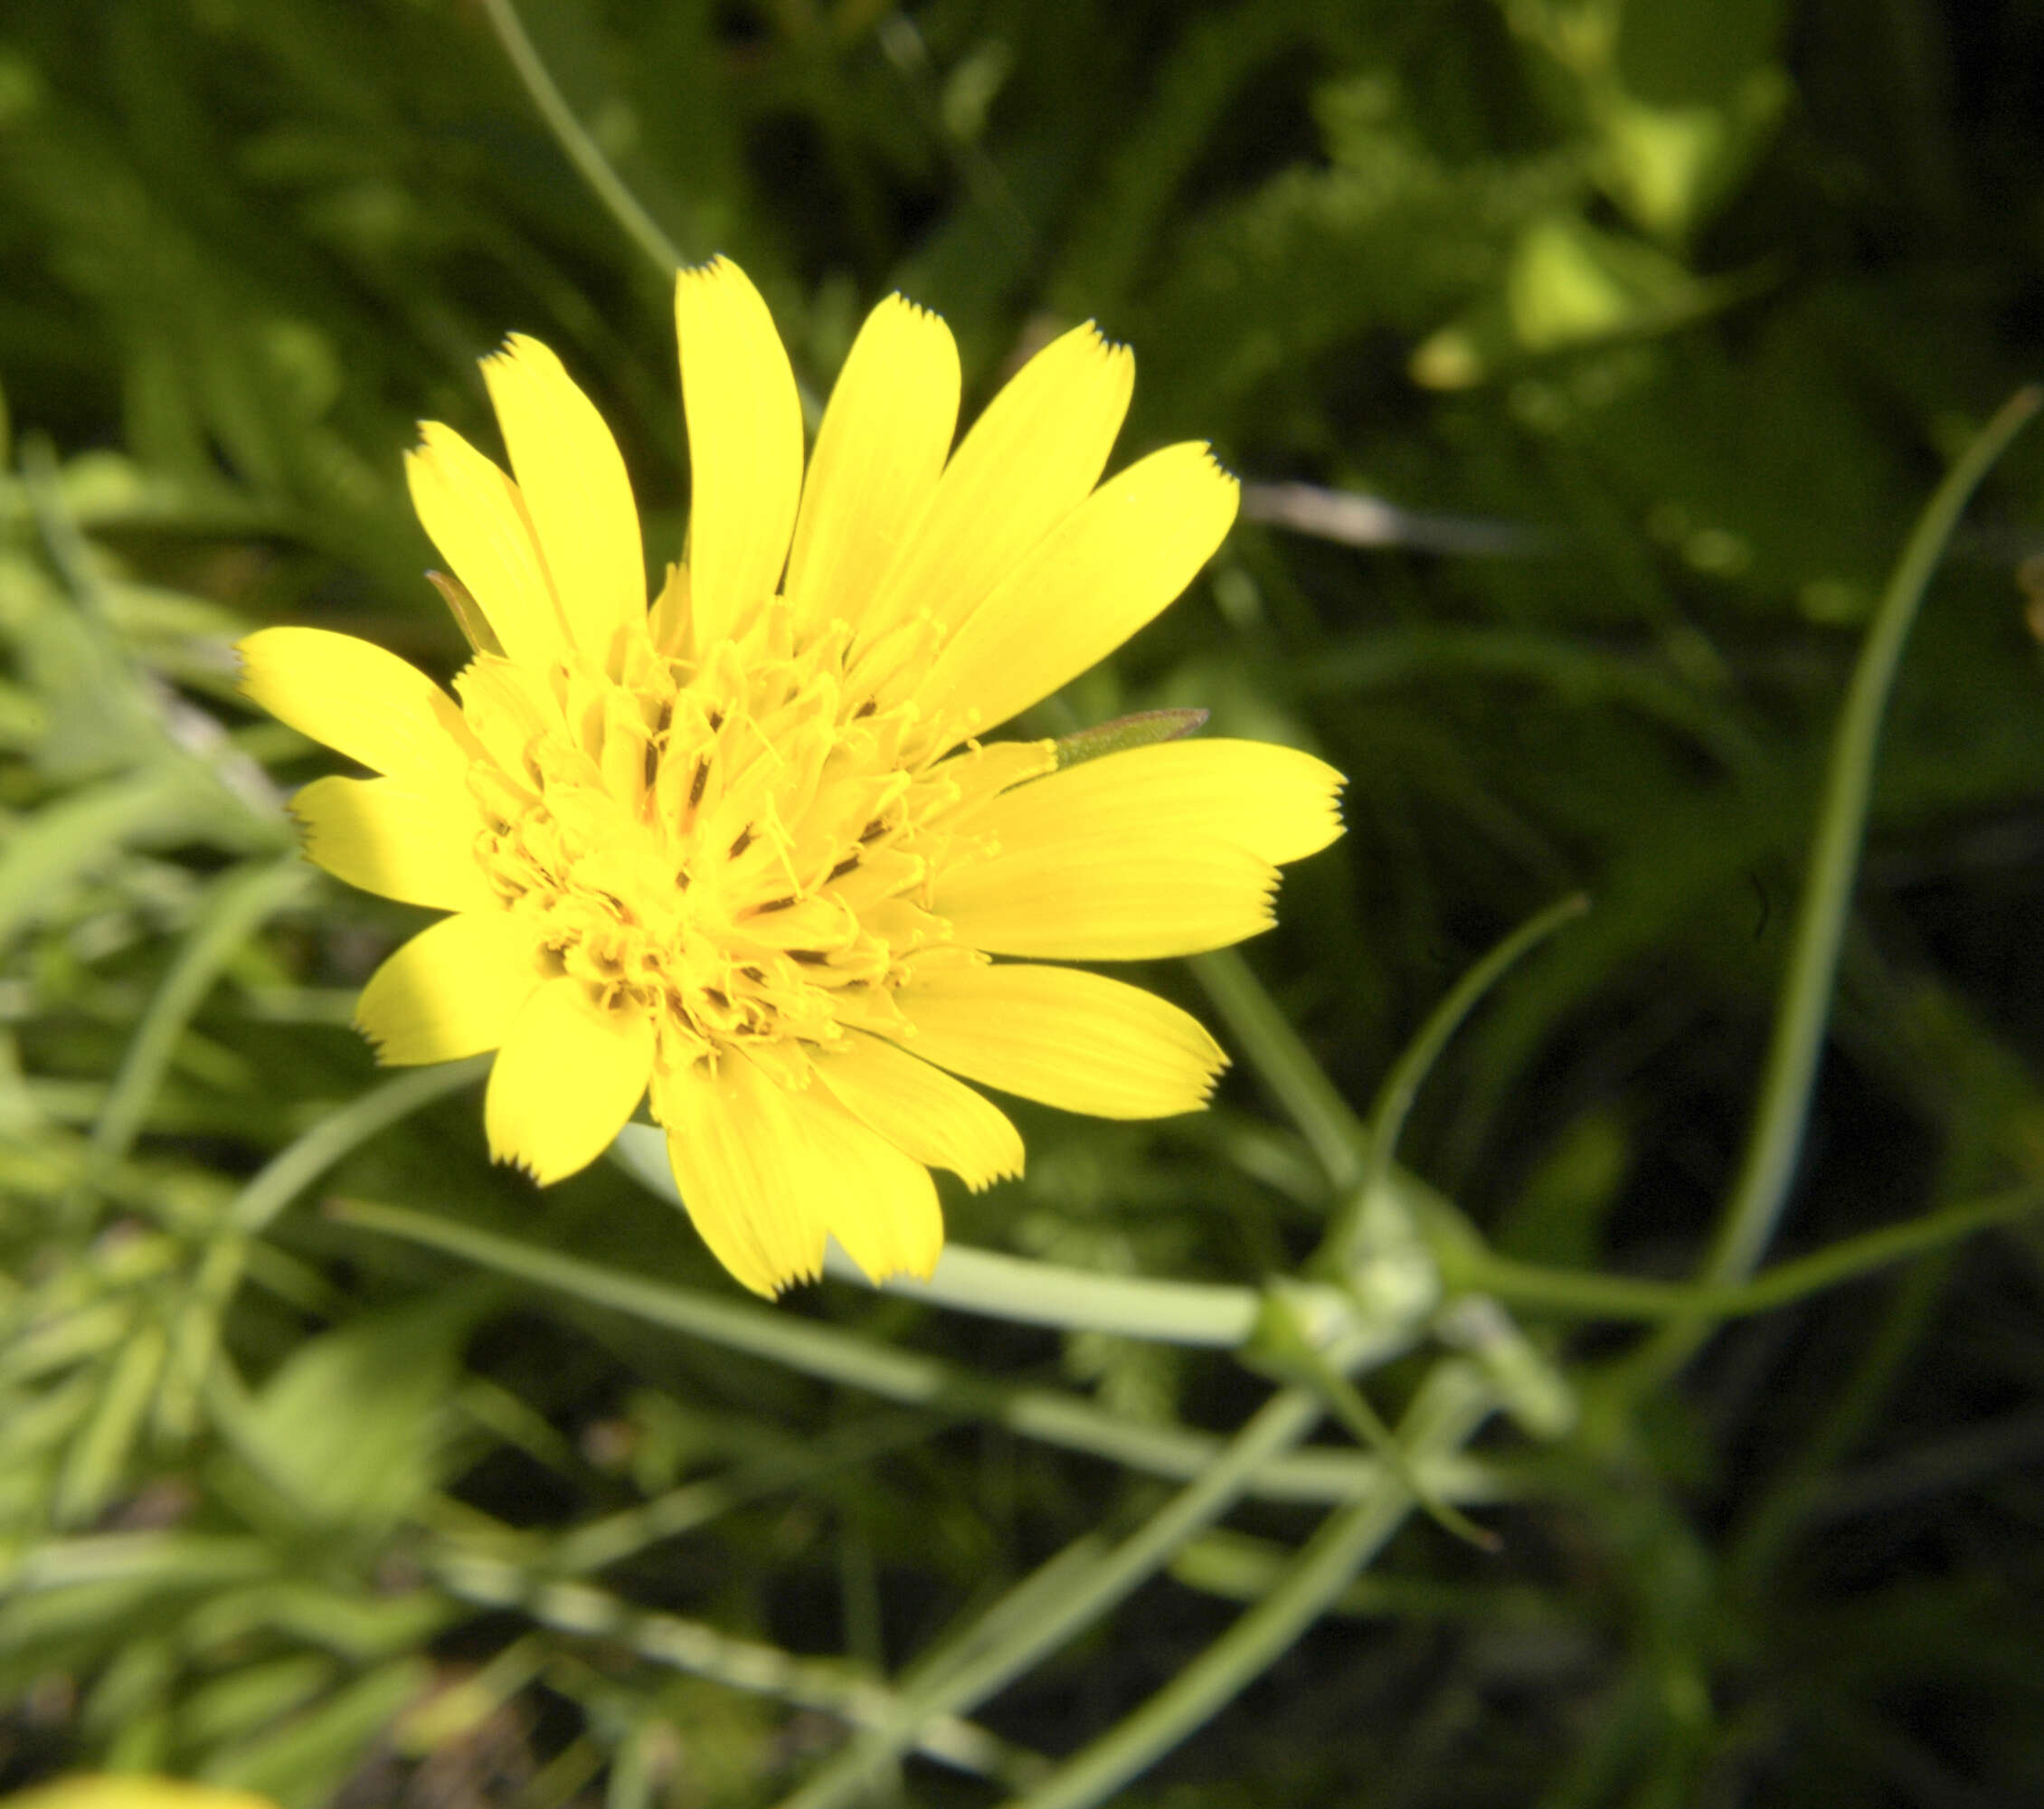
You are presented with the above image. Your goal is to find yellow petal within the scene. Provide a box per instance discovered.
[480,336,646,671]
[236,627,472,780]
[920,441,1238,736]
[934,833,1276,959]
[859,321,1133,648]
[894,962,1225,1118]
[485,977,655,1184]
[675,258,805,649]
[355,910,548,1064]
[803,1085,944,1286]
[653,1053,828,1295]
[784,294,960,642]
[814,1030,1023,1189]
[291,774,495,912]
[405,423,571,669]
[966,738,1346,867]
[927,736,1059,816]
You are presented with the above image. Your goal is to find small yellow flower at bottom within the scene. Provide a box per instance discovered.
[0,1780,278,1809]
[238,257,1345,1297]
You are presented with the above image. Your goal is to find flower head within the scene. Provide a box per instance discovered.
[239,259,1343,1295]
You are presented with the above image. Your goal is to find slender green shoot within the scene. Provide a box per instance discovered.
[1329,892,1589,1270]
[478,0,686,276]
[1626,384,2043,1388]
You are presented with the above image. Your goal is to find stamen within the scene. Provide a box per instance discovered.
[827,853,860,882]
[687,757,710,809]
[729,826,754,858]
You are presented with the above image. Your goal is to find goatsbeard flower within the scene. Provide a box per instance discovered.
[238,259,1343,1296]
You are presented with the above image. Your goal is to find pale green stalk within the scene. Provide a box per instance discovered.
[619,1126,1420,1353]
[821,1240,1258,1344]
[1626,384,2042,1389]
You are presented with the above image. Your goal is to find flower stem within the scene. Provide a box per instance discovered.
[823,1238,1260,1344]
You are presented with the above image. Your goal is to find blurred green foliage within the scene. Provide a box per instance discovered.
[5,0,2044,1805]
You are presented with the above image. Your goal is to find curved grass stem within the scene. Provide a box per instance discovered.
[1623,384,2043,1391]
[478,0,686,276]
[1329,892,1588,1270]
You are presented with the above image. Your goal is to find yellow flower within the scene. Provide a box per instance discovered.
[0,1781,277,1809]
[239,259,1343,1295]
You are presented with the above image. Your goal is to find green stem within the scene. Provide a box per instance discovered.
[1449,1183,2042,1321]
[1628,384,2042,1386]
[620,1123,1274,1346]
[1005,1362,1498,1809]
[1329,893,1588,1269]
[828,1241,1260,1345]
[478,0,686,275]
[618,1125,1415,1350]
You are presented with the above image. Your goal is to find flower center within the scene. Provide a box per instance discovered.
[456,601,1004,1079]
